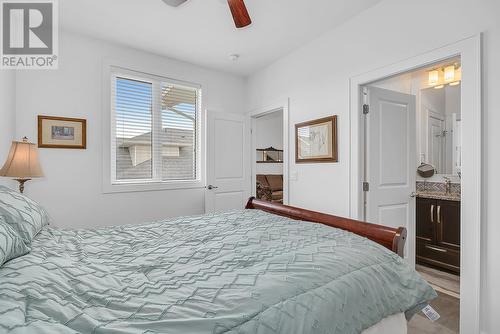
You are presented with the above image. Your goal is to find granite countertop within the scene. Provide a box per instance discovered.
[416,191,461,202]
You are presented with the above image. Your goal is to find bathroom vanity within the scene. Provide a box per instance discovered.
[416,181,460,273]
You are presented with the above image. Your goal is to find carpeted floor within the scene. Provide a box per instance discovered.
[408,291,459,334]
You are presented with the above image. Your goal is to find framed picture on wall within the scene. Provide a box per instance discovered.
[38,116,87,149]
[295,116,337,163]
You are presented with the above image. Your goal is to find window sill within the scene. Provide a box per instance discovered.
[102,180,205,194]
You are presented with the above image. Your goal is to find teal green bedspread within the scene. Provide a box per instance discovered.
[0,209,436,333]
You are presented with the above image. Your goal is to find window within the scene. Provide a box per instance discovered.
[110,68,201,188]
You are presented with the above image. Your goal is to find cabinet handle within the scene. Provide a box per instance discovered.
[425,245,447,253]
[430,205,434,223]
[437,205,441,224]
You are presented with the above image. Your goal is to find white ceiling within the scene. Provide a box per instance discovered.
[60,0,383,76]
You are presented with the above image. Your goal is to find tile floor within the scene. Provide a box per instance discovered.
[408,291,459,333]
[409,264,460,333]
[416,264,460,298]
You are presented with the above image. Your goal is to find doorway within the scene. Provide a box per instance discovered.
[349,36,481,334]
[362,57,462,333]
[250,100,290,205]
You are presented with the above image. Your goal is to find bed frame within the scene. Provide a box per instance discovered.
[245,197,407,257]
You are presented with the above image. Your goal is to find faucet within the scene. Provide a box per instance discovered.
[443,176,452,194]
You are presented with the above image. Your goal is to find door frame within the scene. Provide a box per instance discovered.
[349,35,482,334]
[249,99,290,205]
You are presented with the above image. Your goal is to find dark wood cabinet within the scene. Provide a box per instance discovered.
[416,197,460,273]
[416,198,434,243]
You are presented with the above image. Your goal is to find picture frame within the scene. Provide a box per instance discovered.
[295,116,337,163]
[38,116,87,149]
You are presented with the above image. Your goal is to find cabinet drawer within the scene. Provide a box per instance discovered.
[416,240,460,273]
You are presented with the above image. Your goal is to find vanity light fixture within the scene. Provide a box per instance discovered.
[428,70,439,86]
[428,64,461,88]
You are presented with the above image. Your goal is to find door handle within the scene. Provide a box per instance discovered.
[437,205,441,224]
[410,192,417,198]
[430,205,434,223]
[206,185,218,190]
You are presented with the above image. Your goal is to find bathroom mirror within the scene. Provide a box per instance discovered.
[420,83,461,176]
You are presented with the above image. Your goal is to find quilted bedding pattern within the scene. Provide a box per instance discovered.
[0,210,436,334]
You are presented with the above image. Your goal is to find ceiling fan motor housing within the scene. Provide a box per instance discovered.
[162,0,251,29]
[162,0,188,7]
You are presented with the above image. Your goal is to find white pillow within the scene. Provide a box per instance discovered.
[0,215,30,267]
[0,186,51,243]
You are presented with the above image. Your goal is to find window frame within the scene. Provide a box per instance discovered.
[102,64,205,194]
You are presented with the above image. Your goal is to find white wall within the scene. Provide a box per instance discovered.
[246,0,499,332]
[14,31,246,229]
[255,111,283,175]
[0,71,16,188]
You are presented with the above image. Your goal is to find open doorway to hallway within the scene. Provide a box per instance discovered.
[362,56,462,333]
[251,109,288,204]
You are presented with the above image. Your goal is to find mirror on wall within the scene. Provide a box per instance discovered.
[420,83,461,176]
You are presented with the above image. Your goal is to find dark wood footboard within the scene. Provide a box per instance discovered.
[245,197,407,257]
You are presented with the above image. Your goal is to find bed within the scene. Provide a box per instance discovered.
[0,196,436,334]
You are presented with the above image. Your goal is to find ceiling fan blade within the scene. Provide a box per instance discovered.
[227,0,252,28]
[162,0,188,7]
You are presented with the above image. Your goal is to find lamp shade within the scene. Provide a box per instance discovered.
[0,139,43,179]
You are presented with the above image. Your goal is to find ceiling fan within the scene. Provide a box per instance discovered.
[162,0,252,28]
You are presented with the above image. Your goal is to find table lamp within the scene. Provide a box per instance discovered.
[0,137,44,193]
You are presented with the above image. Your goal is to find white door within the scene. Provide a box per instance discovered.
[365,86,416,260]
[206,110,250,212]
